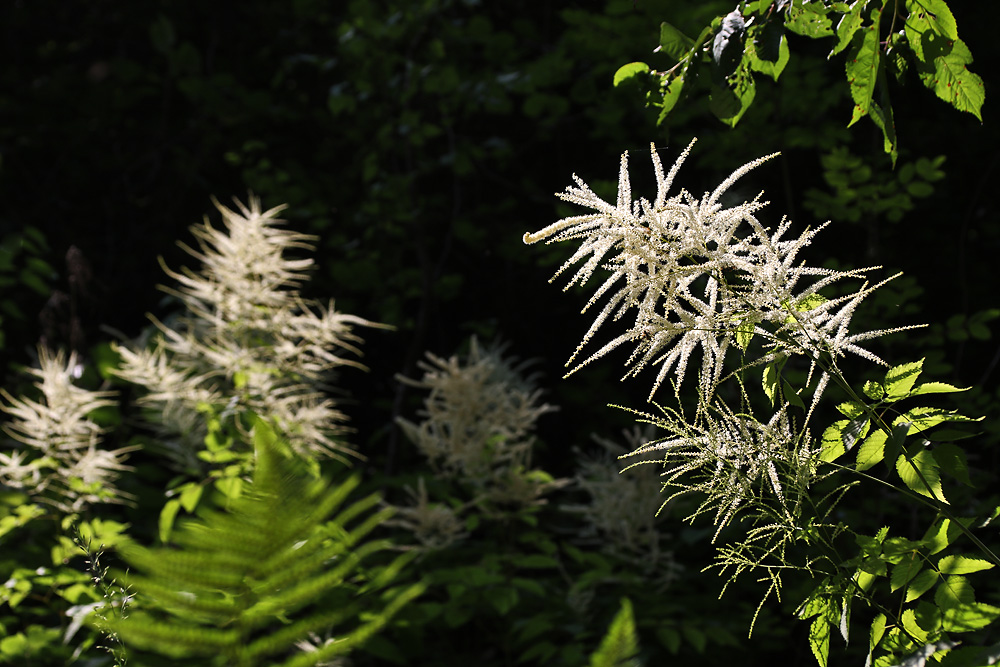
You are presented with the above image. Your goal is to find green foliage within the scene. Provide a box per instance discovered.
[588,598,641,667]
[526,139,1000,666]
[614,0,984,162]
[804,149,946,225]
[98,420,425,667]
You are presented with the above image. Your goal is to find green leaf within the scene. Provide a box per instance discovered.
[890,557,923,592]
[909,381,967,396]
[924,39,985,121]
[487,587,519,615]
[681,624,706,653]
[895,449,947,503]
[867,64,897,163]
[855,430,886,471]
[763,356,786,407]
[782,379,806,410]
[659,22,695,62]
[862,379,886,401]
[901,608,930,644]
[938,555,994,575]
[944,602,1000,633]
[821,419,849,462]
[656,75,686,124]
[906,0,958,41]
[588,598,640,667]
[922,517,960,555]
[894,406,977,435]
[835,401,865,418]
[884,359,924,399]
[906,569,938,602]
[748,23,790,80]
[934,574,974,610]
[159,498,181,544]
[656,627,681,654]
[845,22,881,128]
[808,615,831,667]
[710,61,756,128]
[793,292,828,313]
[179,483,203,513]
[613,62,650,87]
[868,613,886,661]
[786,1,834,38]
[842,416,869,452]
[831,2,865,56]
[736,316,756,351]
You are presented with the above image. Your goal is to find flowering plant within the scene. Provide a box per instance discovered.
[525,141,999,667]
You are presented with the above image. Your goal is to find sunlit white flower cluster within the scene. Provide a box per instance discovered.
[115,196,382,466]
[0,348,132,511]
[630,401,821,540]
[524,139,915,402]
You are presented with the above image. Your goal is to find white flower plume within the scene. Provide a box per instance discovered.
[525,139,920,400]
[1,348,133,511]
[115,196,385,466]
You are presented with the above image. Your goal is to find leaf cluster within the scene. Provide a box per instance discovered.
[614,0,984,162]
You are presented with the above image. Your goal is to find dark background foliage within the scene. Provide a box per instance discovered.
[1,0,998,663]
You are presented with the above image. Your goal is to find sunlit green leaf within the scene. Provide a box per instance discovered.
[845,25,881,128]
[831,2,865,56]
[808,616,831,667]
[855,430,886,471]
[906,0,958,41]
[924,39,985,121]
[748,23,789,80]
[909,381,967,396]
[895,449,947,503]
[884,359,924,399]
[906,569,938,602]
[659,22,695,62]
[613,62,650,87]
[900,608,929,644]
[938,554,994,575]
[890,557,922,592]
[786,1,834,38]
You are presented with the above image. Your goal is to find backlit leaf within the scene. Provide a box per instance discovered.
[906,0,958,41]
[855,430,886,471]
[786,1,834,38]
[613,62,650,87]
[906,569,938,602]
[659,22,695,62]
[938,554,994,575]
[845,24,881,128]
[895,449,946,503]
[884,359,923,399]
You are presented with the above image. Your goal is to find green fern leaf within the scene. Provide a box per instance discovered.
[97,420,424,666]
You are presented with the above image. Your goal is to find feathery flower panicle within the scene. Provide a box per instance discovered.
[626,401,818,541]
[524,139,918,401]
[0,348,132,511]
[396,338,565,508]
[387,477,469,550]
[115,196,384,466]
[568,426,680,585]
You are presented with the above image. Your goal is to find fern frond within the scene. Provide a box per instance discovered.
[97,420,422,666]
